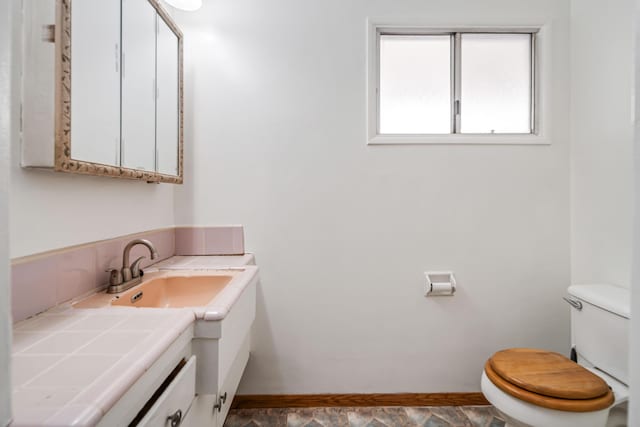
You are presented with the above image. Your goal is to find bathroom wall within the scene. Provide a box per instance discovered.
[1,0,12,423]
[630,1,640,424]
[8,5,177,259]
[631,122,640,427]
[174,0,572,393]
[570,0,635,289]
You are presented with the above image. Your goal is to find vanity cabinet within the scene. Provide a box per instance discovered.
[97,274,257,426]
[188,278,257,426]
[21,0,183,183]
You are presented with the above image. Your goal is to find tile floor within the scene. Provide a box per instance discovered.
[224,406,505,427]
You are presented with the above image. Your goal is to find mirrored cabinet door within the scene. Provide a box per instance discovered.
[22,0,183,183]
[156,16,180,176]
[70,0,121,165]
[121,0,157,172]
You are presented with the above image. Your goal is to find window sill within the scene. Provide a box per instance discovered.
[367,134,550,146]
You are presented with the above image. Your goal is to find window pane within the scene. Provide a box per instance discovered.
[460,33,532,134]
[379,35,451,134]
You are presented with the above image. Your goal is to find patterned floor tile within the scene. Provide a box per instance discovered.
[347,407,413,427]
[406,407,472,427]
[487,420,506,427]
[458,406,505,427]
[287,407,349,427]
[424,415,455,427]
[224,408,288,427]
[224,406,506,427]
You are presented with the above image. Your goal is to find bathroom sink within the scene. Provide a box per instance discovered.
[73,266,258,320]
[111,275,232,308]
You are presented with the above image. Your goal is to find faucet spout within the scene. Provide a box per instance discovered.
[122,238,159,269]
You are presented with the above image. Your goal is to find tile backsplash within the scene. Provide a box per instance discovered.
[175,226,244,256]
[11,226,244,322]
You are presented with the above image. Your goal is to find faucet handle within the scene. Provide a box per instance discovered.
[106,268,123,286]
[130,256,146,279]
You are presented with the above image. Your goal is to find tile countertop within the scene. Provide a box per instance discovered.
[10,254,256,427]
[12,309,194,426]
[152,254,256,270]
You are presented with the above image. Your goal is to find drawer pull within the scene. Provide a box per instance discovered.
[220,392,227,404]
[167,409,182,427]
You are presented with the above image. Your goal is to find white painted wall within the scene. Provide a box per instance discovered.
[570,0,635,289]
[9,3,176,259]
[175,0,571,393]
[630,2,640,425]
[1,0,12,423]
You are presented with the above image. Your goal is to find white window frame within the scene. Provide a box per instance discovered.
[367,23,551,145]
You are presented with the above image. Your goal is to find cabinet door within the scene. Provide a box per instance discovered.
[70,0,121,165]
[121,0,157,172]
[180,395,217,427]
[156,15,180,176]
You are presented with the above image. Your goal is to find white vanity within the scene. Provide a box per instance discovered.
[96,267,258,427]
[11,256,258,426]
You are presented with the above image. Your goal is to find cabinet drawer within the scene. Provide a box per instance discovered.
[137,355,196,427]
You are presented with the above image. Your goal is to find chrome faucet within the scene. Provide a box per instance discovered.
[106,238,159,293]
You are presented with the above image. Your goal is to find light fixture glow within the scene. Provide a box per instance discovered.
[164,0,202,11]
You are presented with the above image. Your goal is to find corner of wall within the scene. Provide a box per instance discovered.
[628,1,640,425]
[0,0,13,422]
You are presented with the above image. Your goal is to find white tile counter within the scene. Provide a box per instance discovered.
[151,254,256,270]
[12,308,194,426]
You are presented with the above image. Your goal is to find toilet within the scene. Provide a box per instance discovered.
[481,284,630,427]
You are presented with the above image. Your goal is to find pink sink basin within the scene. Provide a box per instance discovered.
[111,275,232,308]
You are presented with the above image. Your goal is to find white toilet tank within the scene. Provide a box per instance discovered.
[566,284,630,385]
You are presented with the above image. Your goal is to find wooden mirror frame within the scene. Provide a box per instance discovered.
[54,0,184,184]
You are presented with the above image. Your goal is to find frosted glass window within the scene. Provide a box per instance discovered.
[379,35,451,134]
[374,30,536,139]
[460,34,532,133]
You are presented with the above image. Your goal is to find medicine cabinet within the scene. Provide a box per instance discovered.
[21,0,183,183]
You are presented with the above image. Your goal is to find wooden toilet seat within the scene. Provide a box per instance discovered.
[485,348,614,412]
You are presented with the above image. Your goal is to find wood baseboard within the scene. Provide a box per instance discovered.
[231,393,490,409]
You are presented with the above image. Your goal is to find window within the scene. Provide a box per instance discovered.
[372,29,538,141]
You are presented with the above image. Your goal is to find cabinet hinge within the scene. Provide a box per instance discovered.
[42,24,55,43]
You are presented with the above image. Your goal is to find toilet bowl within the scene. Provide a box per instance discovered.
[481,284,630,427]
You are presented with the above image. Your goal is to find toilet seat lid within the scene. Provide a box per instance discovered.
[489,348,610,400]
